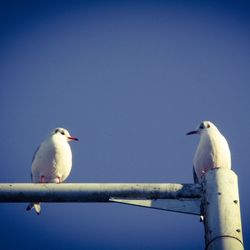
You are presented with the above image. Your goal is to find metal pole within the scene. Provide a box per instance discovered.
[0,183,202,202]
[203,168,244,250]
[0,172,244,249]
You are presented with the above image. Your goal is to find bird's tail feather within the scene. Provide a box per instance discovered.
[26,203,41,215]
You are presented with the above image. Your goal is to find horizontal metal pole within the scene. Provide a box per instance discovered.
[0,183,202,202]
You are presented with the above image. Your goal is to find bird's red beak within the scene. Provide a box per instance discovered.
[68,136,79,141]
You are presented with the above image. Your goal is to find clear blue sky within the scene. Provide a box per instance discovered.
[0,0,250,249]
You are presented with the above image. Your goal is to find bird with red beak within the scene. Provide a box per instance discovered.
[27,127,78,214]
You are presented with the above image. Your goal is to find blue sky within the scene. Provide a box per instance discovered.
[0,0,250,249]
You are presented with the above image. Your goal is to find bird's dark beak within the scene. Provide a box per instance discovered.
[68,136,79,141]
[186,130,198,135]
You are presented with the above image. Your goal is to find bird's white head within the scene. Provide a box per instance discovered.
[186,121,217,136]
[51,128,79,142]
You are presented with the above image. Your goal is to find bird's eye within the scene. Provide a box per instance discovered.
[207,124,210,128]
[60,131,65,135]
[199,123,205,129]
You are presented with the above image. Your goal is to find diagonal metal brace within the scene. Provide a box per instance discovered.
[109,198,201,215]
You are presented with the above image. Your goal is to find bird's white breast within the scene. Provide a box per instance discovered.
[31,136,72,183]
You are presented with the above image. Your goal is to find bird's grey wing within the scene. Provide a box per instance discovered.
[31,145,41,163]
[30,145,41,182]
[193,167,199,184]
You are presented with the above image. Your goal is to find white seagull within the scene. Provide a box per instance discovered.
[187,121,231,183]
[26,127,78,214]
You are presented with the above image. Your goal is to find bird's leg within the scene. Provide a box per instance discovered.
[40,175,45,183]
[56,176,61,183]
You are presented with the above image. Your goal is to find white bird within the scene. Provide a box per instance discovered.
[187,121,231,183]
[26,127,78,214]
